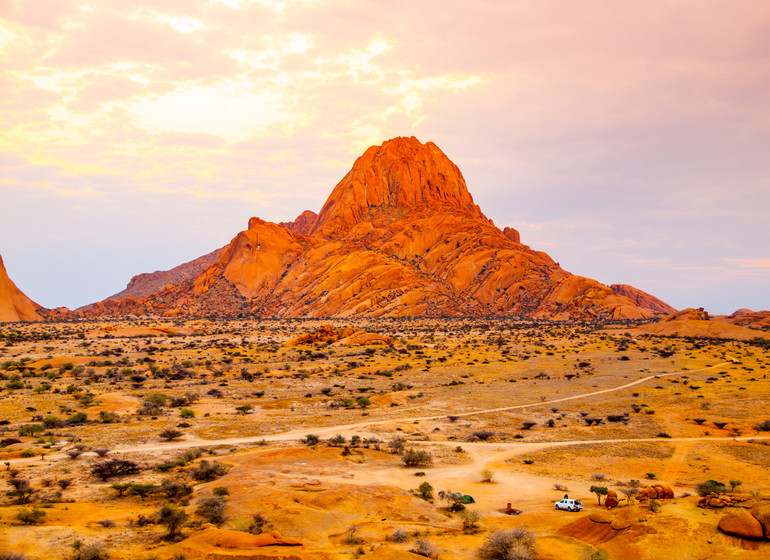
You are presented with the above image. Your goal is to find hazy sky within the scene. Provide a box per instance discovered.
[1,0,769,314]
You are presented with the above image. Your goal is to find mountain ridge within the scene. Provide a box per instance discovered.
[78,136,676,320]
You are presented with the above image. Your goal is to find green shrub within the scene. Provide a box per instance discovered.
[696,480,726,496]
[402,449,433,468]
[196,496,226,525]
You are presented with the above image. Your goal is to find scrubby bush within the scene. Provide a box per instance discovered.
[410,539,438,558]
[190,460,228,481]
[160,479,192,500]
[754,419,770,432]
[157,502,188,538]
[460,509,481,532]
[8,478,34,504]
[388,437,406,454]
[16,507,45,524]
[402,449,433,468]
[69,541,109,560]
[302,434,319,445]
[0,552,30,560]
[56,478,74,490]
[696,480,726,496]
[415,481,433,501]
[196,496,226,525]
[477,527,537,560]
[388,529,409,543]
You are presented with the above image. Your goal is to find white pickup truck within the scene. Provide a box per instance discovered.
[554,498,583,511]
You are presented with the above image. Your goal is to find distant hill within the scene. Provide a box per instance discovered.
[99,248,223,304]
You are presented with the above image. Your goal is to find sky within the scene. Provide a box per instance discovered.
[1,0,769,314]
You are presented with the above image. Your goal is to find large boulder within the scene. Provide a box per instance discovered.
[718,510,765,540]
[749,506,770,540]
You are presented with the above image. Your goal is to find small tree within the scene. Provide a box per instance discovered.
[92,459,140,481]
[129,483,157,501]
[477,527,537,560]
[159,428,184,441]
[56,478,74,490]
[157,502,188,538]
[110,483,132,497]
[729,480,743,492]
[8,478,34,504]
[590,485,608,505]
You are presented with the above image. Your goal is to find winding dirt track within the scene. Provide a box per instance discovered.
[19,357,763,468]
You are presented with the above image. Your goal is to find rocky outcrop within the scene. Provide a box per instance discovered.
[280,210,318,235]
[82,137,675,320]
[0,254,42,322]
[610,284,676,315]
[663,307,710,322]
[724,309,770,329]
[632,308,767,341]
[502,226,521,244]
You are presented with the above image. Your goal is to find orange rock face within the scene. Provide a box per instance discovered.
[280,210,318,235]
[81,137,675,320]
[0,254,42,322]
[610,284,676,315]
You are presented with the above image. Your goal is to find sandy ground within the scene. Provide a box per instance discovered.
[0,317,769,559]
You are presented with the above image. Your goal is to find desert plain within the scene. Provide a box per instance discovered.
[0,317,768,560]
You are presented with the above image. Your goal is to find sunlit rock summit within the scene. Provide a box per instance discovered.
[85,137,673,320]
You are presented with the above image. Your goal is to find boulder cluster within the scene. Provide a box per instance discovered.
[286,324,393,346]
[637,484,675,501]
[698,493,748,509]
